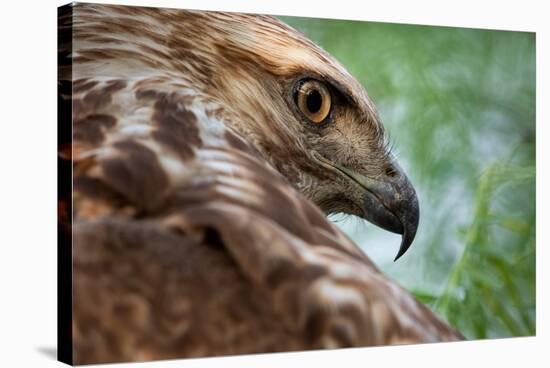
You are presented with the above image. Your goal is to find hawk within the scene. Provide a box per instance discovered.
[58,3,463,365]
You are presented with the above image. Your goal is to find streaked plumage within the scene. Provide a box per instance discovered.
[58,3,462,364]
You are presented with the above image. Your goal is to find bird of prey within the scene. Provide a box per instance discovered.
[58,3,463,365]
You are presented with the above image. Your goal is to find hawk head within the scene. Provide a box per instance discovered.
[72,7,419,260]
[192,13,420,260]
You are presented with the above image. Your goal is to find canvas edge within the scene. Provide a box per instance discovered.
[58,2,74,366]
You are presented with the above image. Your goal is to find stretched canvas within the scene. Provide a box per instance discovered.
[58,2,536,365]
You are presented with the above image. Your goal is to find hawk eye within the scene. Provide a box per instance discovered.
[295,80,332,124]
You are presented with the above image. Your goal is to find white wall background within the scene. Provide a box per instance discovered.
[0,0,546,367]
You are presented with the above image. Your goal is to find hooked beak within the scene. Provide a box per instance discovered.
[313,153,419,261]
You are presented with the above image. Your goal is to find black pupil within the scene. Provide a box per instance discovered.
[306,89,322,113]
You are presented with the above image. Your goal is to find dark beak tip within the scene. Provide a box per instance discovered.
[393,195,420,262]
[393,236,410,262]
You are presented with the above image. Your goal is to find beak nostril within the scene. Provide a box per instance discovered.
[385,166,397,178]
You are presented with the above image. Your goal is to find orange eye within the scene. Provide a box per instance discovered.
[296,80,332,124]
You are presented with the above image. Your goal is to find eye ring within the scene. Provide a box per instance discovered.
[295,79,332,124]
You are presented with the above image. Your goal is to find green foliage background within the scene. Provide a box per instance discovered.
[279,16,536,339]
